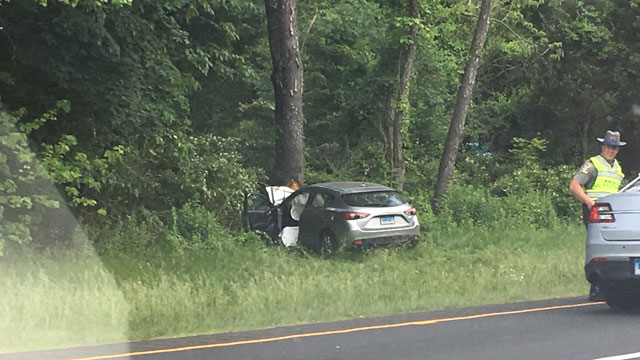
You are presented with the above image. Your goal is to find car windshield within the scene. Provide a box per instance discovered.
[342,191,405,207]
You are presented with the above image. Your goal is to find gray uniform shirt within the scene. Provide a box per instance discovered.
[573,160,597,189]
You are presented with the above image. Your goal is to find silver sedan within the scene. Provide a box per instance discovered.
[585,175,640,308]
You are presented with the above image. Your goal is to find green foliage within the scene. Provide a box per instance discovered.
[39,133,124,213]
[85,134,259,253]
[502,192,560,229]
[438,184,504,228]
[475,0,640,168]
[491,137,550,195]
[2,1,630,349]
[305,138,390,185]
[488,137,580,220]
[436,183,563,229]
[0,109,60,253]
[0,101,131,252]
[0,0,260,249]
[32,0,132,6]
[172,202,233,250]
[436,137,581,229]
[95,132,258,230]
[90,214,160,255]
[91,202,236,256]
[2,0,638,255]
[171,135,259,227]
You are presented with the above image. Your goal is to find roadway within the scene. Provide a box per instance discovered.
[3,297,640,360]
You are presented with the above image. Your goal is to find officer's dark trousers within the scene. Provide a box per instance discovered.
[582,204,590,229]
[583,204,602,299]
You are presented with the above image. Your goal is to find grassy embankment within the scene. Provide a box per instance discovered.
[0,224,588,353]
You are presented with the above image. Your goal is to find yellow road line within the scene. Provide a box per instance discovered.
[63,301,604,360]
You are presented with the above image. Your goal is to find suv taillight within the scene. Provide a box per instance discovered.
[589,203,615,223]
[342,211,370,220]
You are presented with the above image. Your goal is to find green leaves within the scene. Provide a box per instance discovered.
[0,109,61,252]
[1,0,638,253]
[56,99,71,113]
[34,0,132,7]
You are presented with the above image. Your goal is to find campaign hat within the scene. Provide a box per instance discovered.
[597,130,626,146]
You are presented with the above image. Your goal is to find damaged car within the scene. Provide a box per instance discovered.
[242,181,420,253]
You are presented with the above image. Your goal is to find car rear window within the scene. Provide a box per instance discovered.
[622,176,640,192]
[342,191,405,207]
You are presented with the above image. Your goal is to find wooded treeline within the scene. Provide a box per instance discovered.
[1,0,639,254]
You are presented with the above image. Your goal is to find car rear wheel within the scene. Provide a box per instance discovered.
[319,230,338,255]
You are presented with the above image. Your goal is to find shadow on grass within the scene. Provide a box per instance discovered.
[282,241,420,263]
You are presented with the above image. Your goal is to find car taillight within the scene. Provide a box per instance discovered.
[404,207,416,216]
[589,203,615,223]
[341,211,370,220]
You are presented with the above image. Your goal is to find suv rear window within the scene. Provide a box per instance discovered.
[342,191,405,207]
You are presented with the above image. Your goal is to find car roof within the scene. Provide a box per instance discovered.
[308,182,396,194]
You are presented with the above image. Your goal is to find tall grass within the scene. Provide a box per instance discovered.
[0,251,129,353]
[0,224,587,353]
[110,224,587,338]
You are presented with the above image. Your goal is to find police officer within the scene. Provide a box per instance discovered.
[569,130,626,300]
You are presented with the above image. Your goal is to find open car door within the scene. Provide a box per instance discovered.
[242,185,298,245]
[242,192,275,234]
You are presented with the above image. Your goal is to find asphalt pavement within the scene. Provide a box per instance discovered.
[3,296,640,360]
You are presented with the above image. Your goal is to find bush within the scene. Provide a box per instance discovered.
[173,202,233,250]
[497,192,560,229]
[438,184,505,228]
[98,134,259,231]
[91,202,238,256]
[435,183,563,230]
[90,215,162,256]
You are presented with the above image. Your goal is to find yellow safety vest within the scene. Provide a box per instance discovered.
[586,155,624,200]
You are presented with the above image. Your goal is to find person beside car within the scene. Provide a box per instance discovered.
[569,130,626,300]
[569,130,626,226]
[284,178,301,191]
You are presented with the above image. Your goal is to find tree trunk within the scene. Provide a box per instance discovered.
[264,0,305,185]
[386,92,395,168]
[576,97,593,161]
[388,0,420,191]
[431,0,491,213]
[579,116,591,161]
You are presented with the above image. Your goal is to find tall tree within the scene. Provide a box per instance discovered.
[432,0,491,213]
[387,0,420,191]
[264,0,305,185]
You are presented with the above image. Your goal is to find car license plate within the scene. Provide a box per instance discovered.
[380,216,395,225]
[635,259,640,276]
